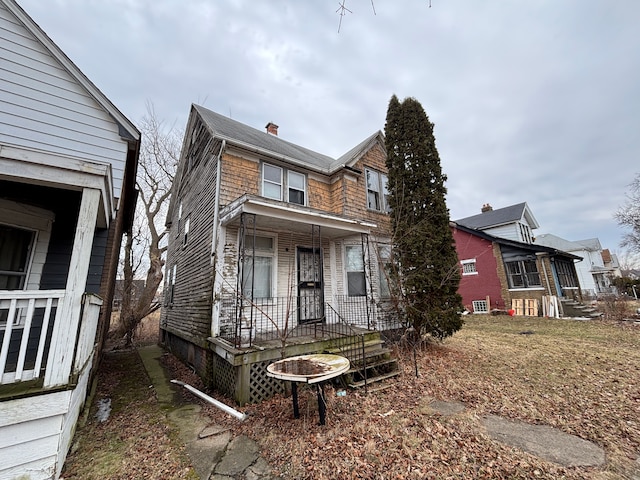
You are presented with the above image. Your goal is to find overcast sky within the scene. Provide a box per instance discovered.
[17,0,640,257]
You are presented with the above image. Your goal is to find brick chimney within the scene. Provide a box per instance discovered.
[265,122,279,136]
[481,203,493,213]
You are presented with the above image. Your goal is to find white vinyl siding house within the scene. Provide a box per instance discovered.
[0,3,130,201]
[0,1,140,478]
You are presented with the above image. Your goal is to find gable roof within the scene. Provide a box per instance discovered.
[452,222,581,260]
[455,202,540,230]
[2,0,140,143]
[194,104,383,174]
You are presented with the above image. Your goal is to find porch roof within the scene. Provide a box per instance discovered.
[219,194,376,238]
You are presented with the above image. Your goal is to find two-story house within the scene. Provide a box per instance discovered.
[0,1,139,478]
[452,203,583,317]
[160,105,397,405]
[455,202,540,244]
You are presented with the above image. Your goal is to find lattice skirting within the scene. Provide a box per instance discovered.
[249,360,285,404]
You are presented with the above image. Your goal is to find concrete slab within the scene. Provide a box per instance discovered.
[482,414,606,467]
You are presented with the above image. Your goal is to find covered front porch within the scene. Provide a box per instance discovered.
[205,195,400,405]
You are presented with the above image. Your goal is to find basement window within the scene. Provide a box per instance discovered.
[472,300,488,313]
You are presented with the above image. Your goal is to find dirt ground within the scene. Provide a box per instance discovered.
[62,311,640,480]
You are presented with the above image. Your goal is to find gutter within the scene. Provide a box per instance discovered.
[171,380,248,421]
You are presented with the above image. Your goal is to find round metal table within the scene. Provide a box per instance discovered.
[267,354,350,425]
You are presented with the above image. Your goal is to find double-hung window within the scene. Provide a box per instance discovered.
[366,168,389,213]
[242,234,275,299]
[288,171,306,205]
[262,164,283,200]
[262,163,306,206]
[505,260,541,288]
[345,245,366,296]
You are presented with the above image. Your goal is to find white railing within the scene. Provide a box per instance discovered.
[0,290,65,385]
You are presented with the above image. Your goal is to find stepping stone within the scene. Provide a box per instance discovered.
[482,415,606,467]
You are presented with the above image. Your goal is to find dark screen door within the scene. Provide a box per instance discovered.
[297,247,324,323]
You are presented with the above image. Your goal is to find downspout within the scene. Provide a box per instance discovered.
[210,139,226,338]
[210,139,226,263]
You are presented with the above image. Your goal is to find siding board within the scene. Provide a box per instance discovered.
[0,4,127,197]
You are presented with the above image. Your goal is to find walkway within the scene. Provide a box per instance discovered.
[137,345,277,480]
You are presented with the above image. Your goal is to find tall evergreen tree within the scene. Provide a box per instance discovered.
[384,95,463,339]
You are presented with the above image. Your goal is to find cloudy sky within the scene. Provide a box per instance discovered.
[17,0,640,256]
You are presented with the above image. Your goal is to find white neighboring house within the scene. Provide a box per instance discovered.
[455,202,540,244]
[0,1,140,479]
[534,234,620,297]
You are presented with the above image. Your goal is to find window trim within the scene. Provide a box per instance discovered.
[182,217,190,247]
[262,163,307,206]
[365,168,389,213]
[504,259,542,289]
[287,170,306,206]
[262,163,283,201]
[472,300,488,313]
[345,244,366,297]
[241,232,278,300]
[460,259,478,276]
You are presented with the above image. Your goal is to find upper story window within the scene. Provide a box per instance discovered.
[262,163,306,206]
[366,168,389,213]
[288,171,306,205]
[519,223,532,243]
[461,259,477,275]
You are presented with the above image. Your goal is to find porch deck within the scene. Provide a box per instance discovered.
[207,322,387,406]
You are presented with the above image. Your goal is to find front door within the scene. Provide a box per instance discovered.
[297,247,324,323]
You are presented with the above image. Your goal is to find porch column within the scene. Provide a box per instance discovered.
[45,188,100,387]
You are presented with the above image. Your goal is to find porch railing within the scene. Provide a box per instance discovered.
[0,290,65,385]
[218,294,379,345]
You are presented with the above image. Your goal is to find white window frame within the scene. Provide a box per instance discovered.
[472,300,488,313]
[461,259,477,276]
[345,244,366,297]
[287,170,306,206]
[262,163,307,206]
[241,232,278,300]
[366,168,389,213]
[183,217,190,247]
[0,199,54,329]
[262,164,283,201]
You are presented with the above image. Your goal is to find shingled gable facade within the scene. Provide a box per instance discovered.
[160,105,396,405]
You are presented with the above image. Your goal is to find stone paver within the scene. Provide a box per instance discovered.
[138,345,275,480]
[482,414,606,467]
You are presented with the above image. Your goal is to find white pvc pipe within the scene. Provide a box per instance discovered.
[171,379,248,421]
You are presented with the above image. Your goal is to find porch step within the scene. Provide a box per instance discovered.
[341,347,400,390]
[560,298,603,318]
[347,366,400,389]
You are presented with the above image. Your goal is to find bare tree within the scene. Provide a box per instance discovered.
[118,103,181,345]
[615,173,640,256]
